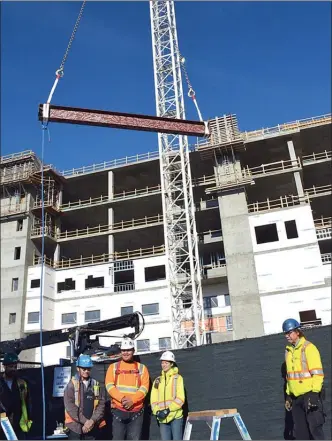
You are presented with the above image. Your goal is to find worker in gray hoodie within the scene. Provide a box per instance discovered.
[64,355,106,440]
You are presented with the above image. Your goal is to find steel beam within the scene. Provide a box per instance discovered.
[39,104,208,137]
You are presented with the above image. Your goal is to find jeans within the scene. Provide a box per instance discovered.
[111,408,144,440]
[291,394,325,440]
[159,418,184,441]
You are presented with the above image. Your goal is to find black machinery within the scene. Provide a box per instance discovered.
[0,312,145,361]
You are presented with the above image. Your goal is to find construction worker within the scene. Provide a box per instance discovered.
[282,318,326,440]
[105,338,150,440]
[150,351,185,440]
[64,354,106,440]
[0,353,32,440]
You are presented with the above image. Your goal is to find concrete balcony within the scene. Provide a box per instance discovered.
[202,262,227,281]
[198,229,223,245]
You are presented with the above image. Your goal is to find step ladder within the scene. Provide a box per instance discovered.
[183,408,251,440]
[0,413,18,441]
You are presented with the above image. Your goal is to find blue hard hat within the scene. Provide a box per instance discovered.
[76,354,93,368]
[3,353,19,365]
[282,318,301,333]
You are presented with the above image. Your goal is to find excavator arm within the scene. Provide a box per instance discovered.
[0,312,144,358]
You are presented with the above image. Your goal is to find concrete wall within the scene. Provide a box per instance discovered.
[248,205,331,333]
[261,286,331,334]
[0,216,33,340]
[23,262,235,365]
[18,325,331,440]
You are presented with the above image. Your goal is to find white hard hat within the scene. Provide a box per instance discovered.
[160,351,176,363]
[121,338,135,350]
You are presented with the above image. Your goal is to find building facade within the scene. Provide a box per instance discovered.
[1,113,331,365]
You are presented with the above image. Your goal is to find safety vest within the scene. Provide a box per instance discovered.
[106,360,148,412]
[150,367,185,424]
[17,379,32,433]
[64,377,106,428]
[285,337,324,397]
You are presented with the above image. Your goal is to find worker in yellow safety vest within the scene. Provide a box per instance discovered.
[150,351,185,441]
[64,355,106,440]
[282,318,326,440]
[0,353,32,440]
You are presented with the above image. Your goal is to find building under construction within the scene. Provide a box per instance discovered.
[1,112,331,365]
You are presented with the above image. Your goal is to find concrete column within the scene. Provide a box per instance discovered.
[108,171,114,199]
[54,244,60,261]
[215,162,265,340]
[287,140,304,197]
[108,208,114,258]
[108,208,114,226]
[58,188,63,206]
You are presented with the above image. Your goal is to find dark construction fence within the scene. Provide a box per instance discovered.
[19,326,331,440]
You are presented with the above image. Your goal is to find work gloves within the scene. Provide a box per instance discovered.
[306,392,320,411]
[285,392,321,412]
[156,408,170,420]
[285,395,292,412]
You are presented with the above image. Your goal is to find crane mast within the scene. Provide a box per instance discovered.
[149,0,205,349]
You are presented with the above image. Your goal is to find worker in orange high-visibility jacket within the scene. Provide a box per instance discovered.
[283,319,326,440]
[150,351,185,441]
[64,355,106,440]
[105,338,150,440]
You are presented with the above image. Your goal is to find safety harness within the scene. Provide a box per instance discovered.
[113,361,142,389]
[111,361,145,422]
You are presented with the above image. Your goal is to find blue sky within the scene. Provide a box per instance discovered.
[1,1,331,172]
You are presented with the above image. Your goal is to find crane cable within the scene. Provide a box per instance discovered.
[172,38,204,123]
[43,0,87,121]
[39,3,86,439]
[180,55,204,123]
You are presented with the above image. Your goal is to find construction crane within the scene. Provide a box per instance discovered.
[149,1,205,349]
[39,0,207,351]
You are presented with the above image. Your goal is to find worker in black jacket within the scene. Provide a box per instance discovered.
[0,353,32,440]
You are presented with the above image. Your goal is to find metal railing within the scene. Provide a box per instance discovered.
[314,217,332,229]
[61,185,162,211]
[242,114,331,142]
[321,253,331,265]
[304,184,332,198]
[114,261,134,272]
[243,158,302,177]
[33,198,60,210]
[114,282,135,293]
[33,245,165,269]
[248,185,331,213]
[198,229,223,241]
[316,228,332,241]
[31,215,163,240]
[59,215,162,239]
[194,158,302,189]
[0,150,35,164]
[302,150,332,165]
[61,151,160,178]
[248,194,309,213]
[300,319,322,329]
